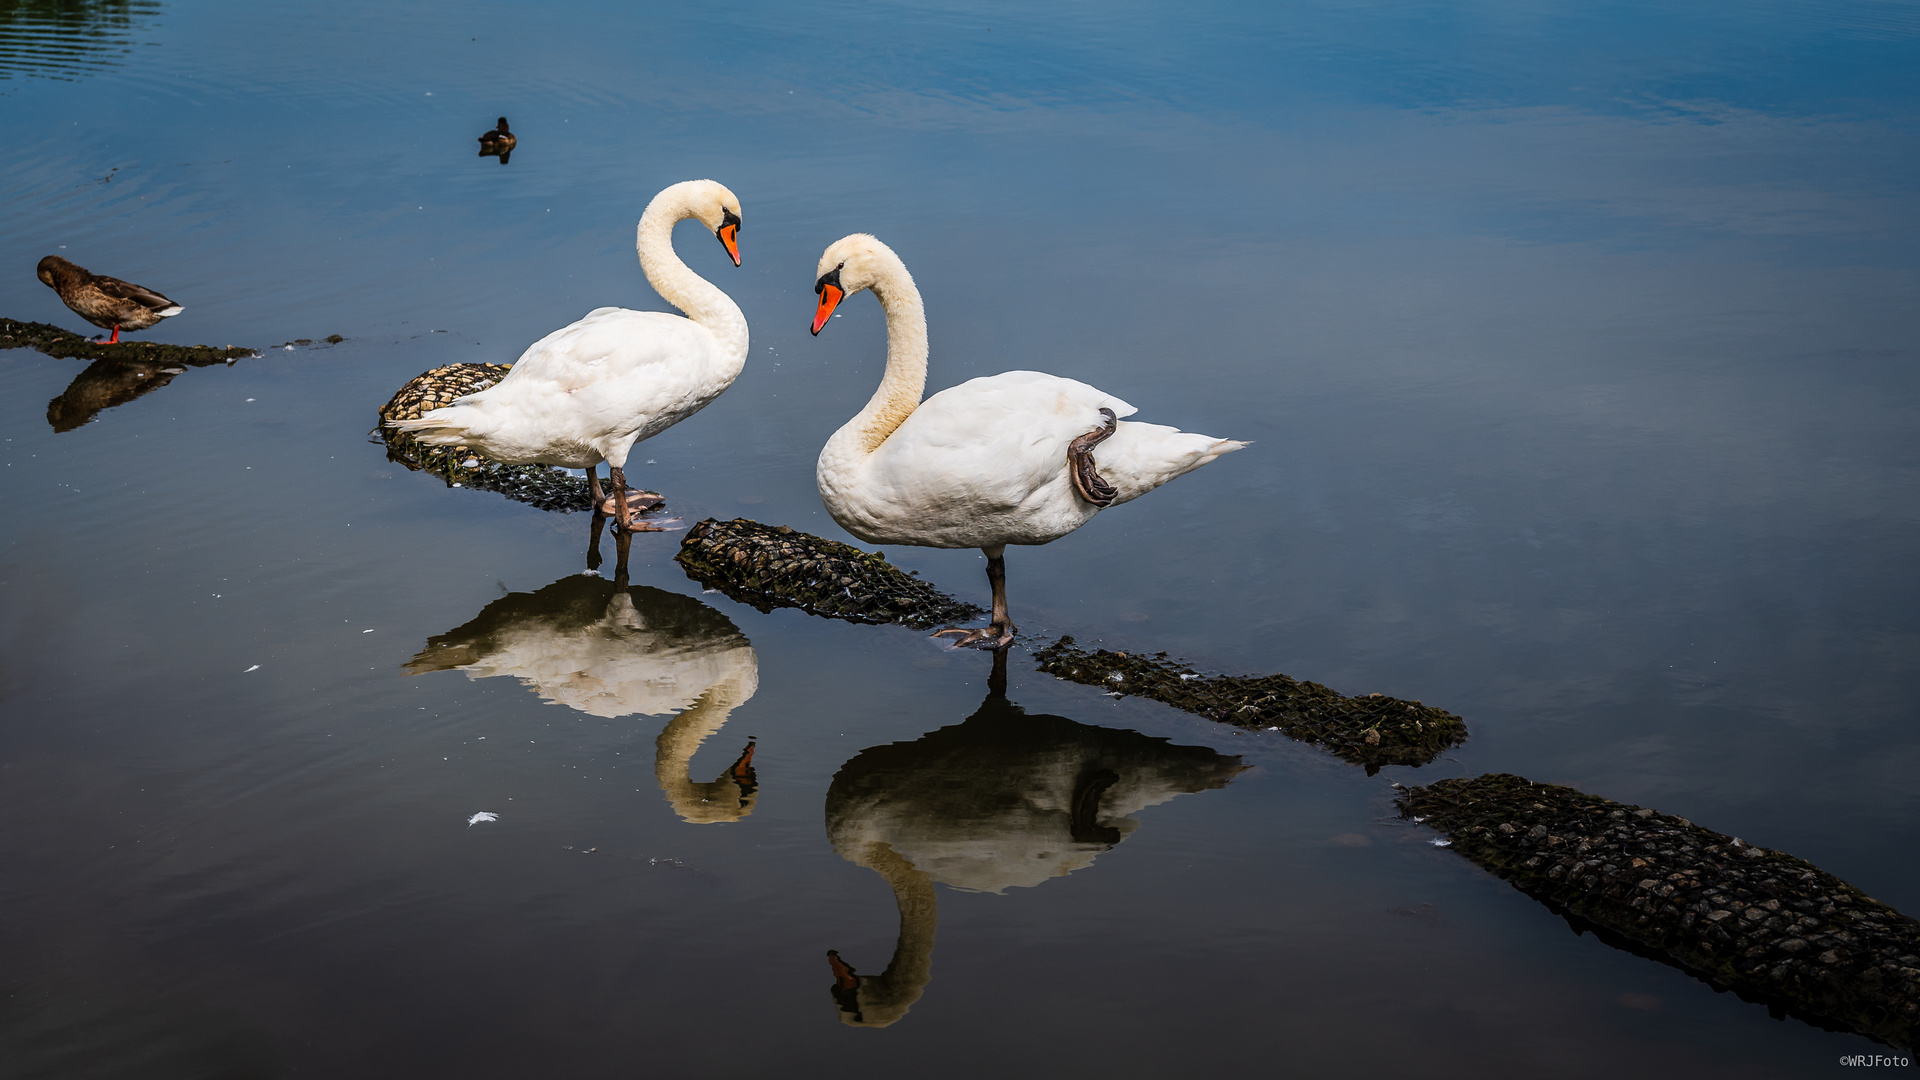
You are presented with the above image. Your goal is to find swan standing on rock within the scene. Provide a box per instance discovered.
[388,180,748,533]
[809,234,1245,648]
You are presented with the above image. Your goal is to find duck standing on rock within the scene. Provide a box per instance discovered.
[478,117,515,163]
[36,255,184,344]
[387,180,748,533]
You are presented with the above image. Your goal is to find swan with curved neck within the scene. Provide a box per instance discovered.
[388,179,748,532]
[810,233,1245,648]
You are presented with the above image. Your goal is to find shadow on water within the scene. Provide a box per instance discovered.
[403,570,761,824]
[45,354,236,432]
[0,0,162,83]
[822,650,1246,1028]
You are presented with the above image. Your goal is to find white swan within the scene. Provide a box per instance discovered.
[388,179,748,532]
[809,234,1246,648]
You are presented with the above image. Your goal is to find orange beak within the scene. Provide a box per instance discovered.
[717,222,740,266]
[811,283,843,335]
[828,950,859,989]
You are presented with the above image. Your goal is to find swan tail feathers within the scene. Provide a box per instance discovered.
[384,406,487,447]
[1100,424,1246,506]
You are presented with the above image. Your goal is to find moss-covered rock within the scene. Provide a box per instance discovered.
[1031,637,1467,771]
[0,317,255,365]
[1400,773,1920,1050]
[675,518,982,629]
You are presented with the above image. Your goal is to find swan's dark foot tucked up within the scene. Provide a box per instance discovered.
[1068,407,1119,508]
[931,621,1016,650]
[586,465,664,516]
[598,491,664,516]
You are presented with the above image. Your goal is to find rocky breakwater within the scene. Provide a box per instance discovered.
[1032,637,1467,772]
[1399,773,1920,1051]
[675,518,983,629]
[1,317,255,365]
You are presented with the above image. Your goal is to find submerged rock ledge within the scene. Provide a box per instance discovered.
[1,317,255,364]
[1400,773,1920,1051]
[1033,637,1468,771]
[675,518,983,629]
[376,363,601,514]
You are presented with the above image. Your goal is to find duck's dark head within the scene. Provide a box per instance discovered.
[496,117,510,133]
[36,255,76,288]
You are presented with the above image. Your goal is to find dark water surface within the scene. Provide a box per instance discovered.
[3,0,1917,1075]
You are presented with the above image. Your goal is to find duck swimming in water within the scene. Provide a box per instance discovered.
[478,117,515,163]
[36,255,184,344]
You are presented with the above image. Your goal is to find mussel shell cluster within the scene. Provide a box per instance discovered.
[376,362,600,514]
[1031,636,1469,772]
[1400,773,1920,1051]
[675,517,983,628]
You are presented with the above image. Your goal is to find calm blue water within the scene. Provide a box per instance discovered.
[2,0,1917,1075]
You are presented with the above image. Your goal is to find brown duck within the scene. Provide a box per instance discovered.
[478,117,515,163]
[36,255,184,344]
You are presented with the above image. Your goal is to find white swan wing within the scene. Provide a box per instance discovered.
[390,308,734,465]
[840,370,1239,546]
[876,370,1131,494]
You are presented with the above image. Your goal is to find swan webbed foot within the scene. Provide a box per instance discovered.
[1068,407,1119,508]
[613,515,682,535]
[931,622,1016,650]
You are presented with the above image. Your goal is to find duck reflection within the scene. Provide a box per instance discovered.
[47,357,190,432]
[404,572,760,823]
[823,651,1246,1026]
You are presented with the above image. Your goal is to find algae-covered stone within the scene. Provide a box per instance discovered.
[1,317,254,365]
[1032,637,1467,771]
[675,518,982,629]
[1400,773,1920,1051]
[375,363,601,514]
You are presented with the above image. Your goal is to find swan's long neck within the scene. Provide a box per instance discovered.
[636,195,748,362]
[653,661,759,824]
[828,259,928,460]
[840,840,937,1028]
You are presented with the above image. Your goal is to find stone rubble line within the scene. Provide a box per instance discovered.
[1399,773,1920,1051]
[1,316,256,364]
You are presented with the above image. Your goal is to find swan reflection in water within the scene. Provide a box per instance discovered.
[404,572,759,823]
[824,651,1246,1026]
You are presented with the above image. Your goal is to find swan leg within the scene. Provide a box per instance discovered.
[612,527,633,577]
[1068,407,1119,508]
[586,508,607,573]
[932,547,1016,650]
